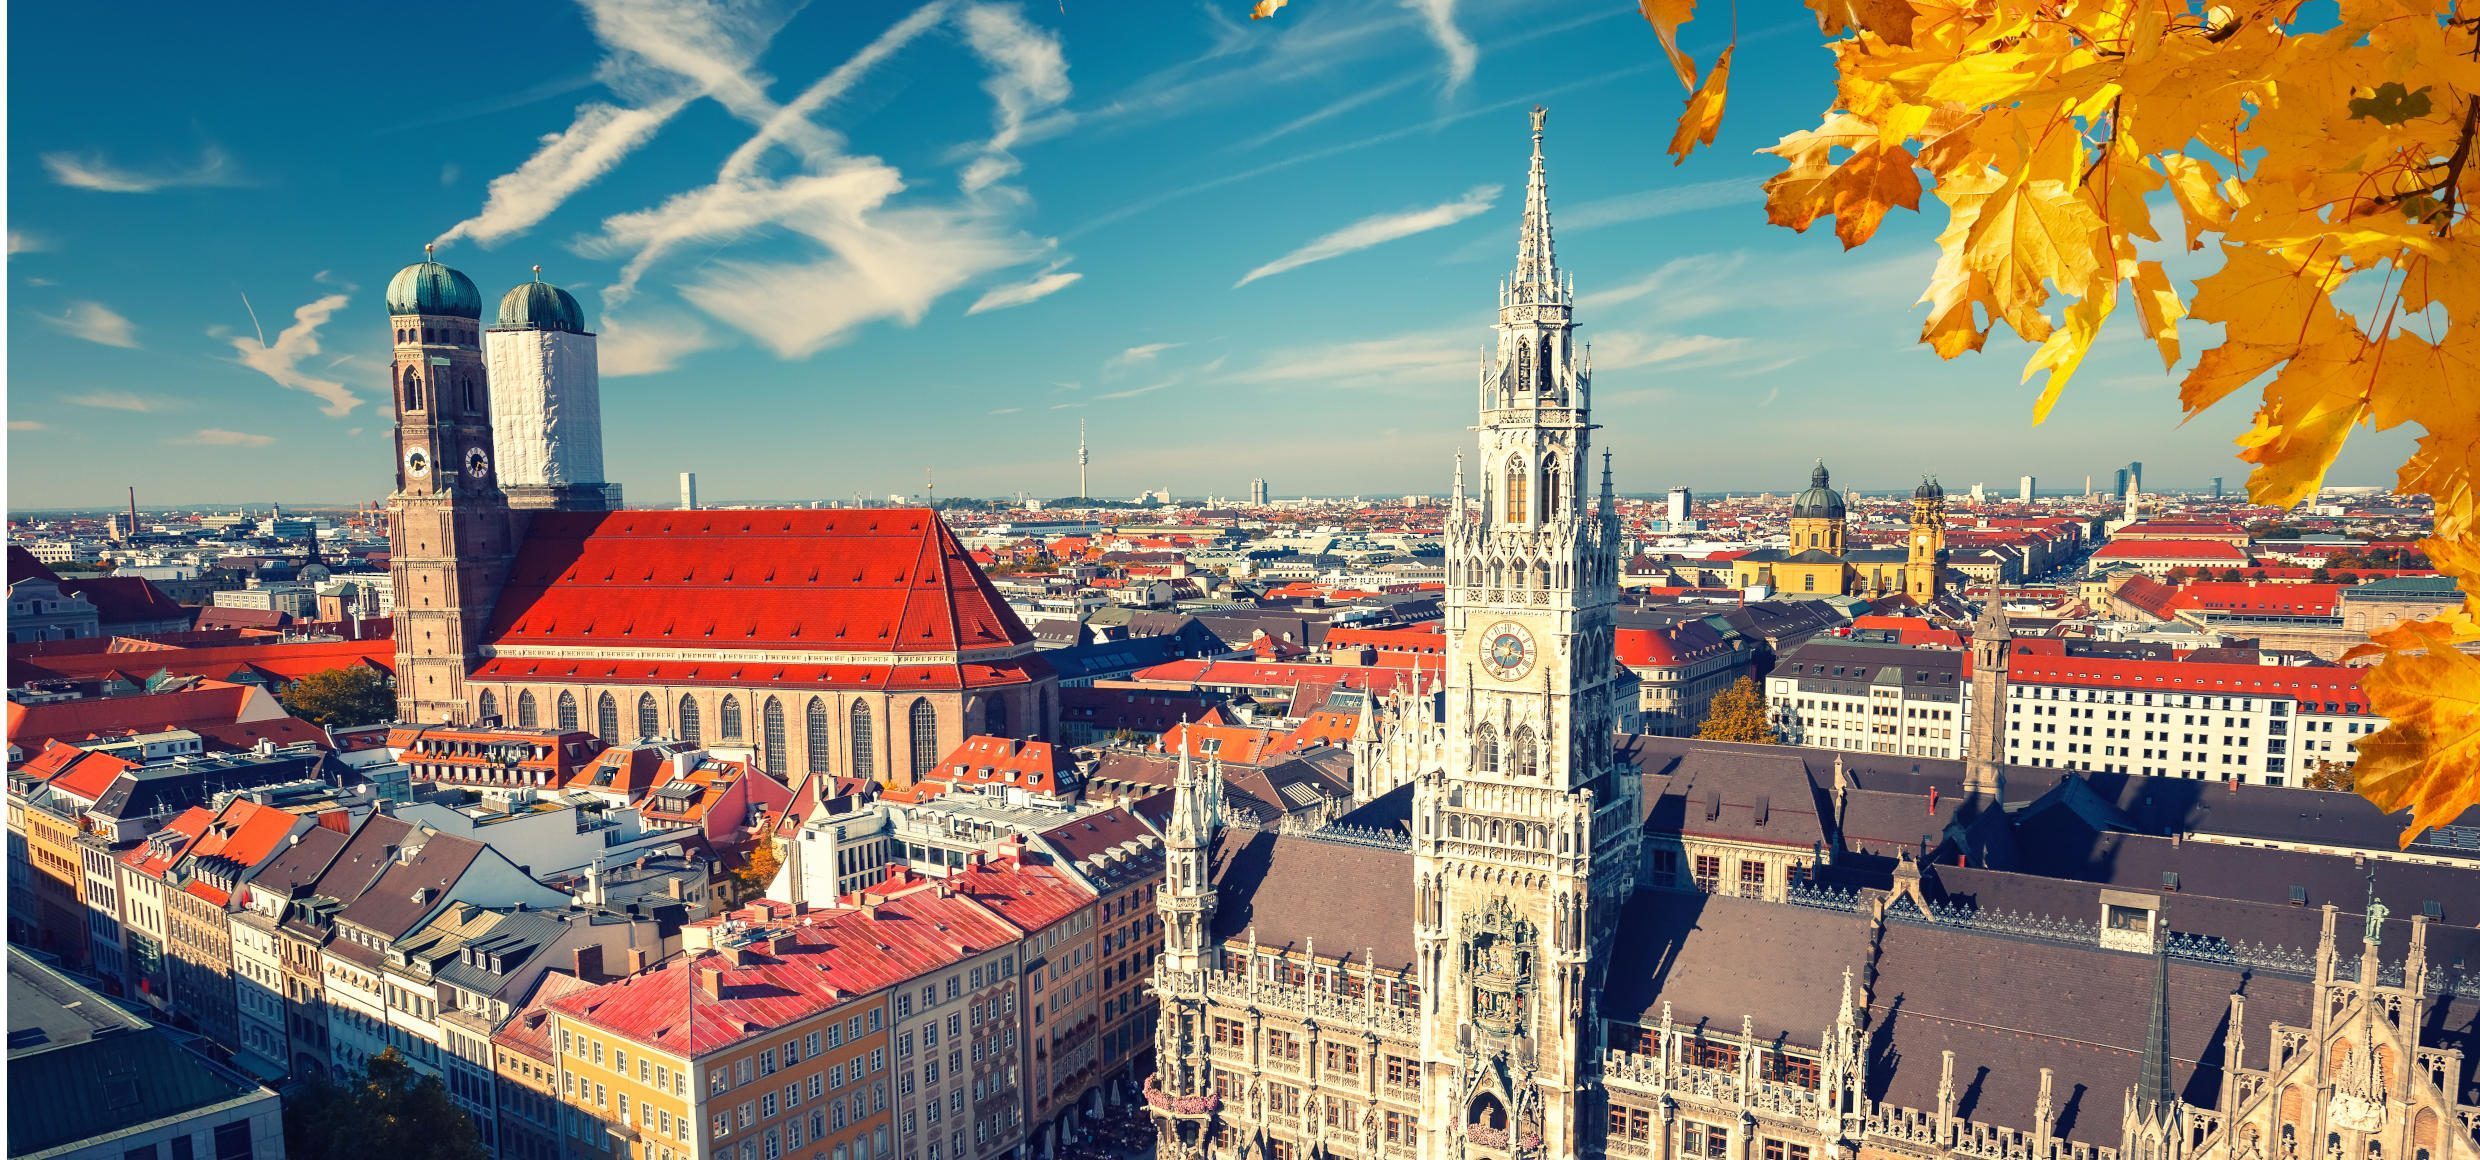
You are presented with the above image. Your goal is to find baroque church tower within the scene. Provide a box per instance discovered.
[1905,477,1947,602]
[386,247,516,725]
[1416,108,1640,1160]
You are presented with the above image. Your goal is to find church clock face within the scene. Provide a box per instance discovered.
[404,448,431,478]
[1480,620,1536,682]
[464,447,492,478]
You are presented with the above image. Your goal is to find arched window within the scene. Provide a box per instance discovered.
[1476,724,1500,773]
[597,694,619,744]
[1537,335,1553,391]
[637,694,659,739]
[402,368,422,411]
[1540,456,1564,520]
[719,695,743,740]
[557,691,580,732]
[1503,459,1529,524]
[806,698,832,774]
[762,698,786,765]
[477,689,499,722]
[462,375,480,413]
[678,695,702,743]
[1514,342,1532,393]
[850,702,876,778]
[910,699,939,778]
[1512,726,1539,780]
[516,690,539,728]
[986,695,1009,737]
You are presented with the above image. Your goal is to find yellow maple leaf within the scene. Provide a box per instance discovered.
[2157,154,2230,251]
[1250,0,1288,18]
[2128,260,2185,369]
[2349,612,2480,845]
[1958,168,2105,337]
[2180,243,2350,415]
[1805,0,1921,46]
[2022,279,2114,422]
[1830,141,1923,248]
[2234,315,2376,509]
[1668,48,1732,165]
[1640,0,1701,91]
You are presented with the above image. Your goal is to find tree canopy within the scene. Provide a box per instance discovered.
[277,665,394,728]
[284,1048,487,1160]
[1699,676,1779,744]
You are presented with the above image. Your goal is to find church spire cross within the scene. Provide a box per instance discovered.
[1512,107,1563,302]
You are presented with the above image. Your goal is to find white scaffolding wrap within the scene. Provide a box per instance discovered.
[485,329,606,492]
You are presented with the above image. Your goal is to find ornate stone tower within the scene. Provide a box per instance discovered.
[1905,476,1947,602]
[1964,595,2012,796]
[1788,460,1848,555]
[485,268,615,512]
[387,247,514,725]
[1417,108,1639,1160]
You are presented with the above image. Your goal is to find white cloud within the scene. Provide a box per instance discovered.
[171,428,276,447]
[10,420,48,431]
[8,230,45,255]
[681,201,1038,358]
[956,3,1071,192]
[44,302,139,348]
[1559,177,1762,231]
[1588,332,1747,371]
[989,406,1024,415]
[66,390,173,412]
[967,264,1082,315]
[1229,328,1473,390]
[436,98,690,247]
[231,293,359,416]
[1401,0,1476,92]
[42,144,241,193]
[1107,343,1182,371]
[1236,185,1499,287]
[1095,379,1180,401]
[1578,252,1746,310]
[600,312,723,376]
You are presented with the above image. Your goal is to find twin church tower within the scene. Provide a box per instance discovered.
[384,250,612,722]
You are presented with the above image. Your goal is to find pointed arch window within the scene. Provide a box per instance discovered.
[1512,726,1540,780]
[462,375,480,414]
[1537,335,1554,392]
[516,690,539,729]
[477,689,499,723]
[1476,724,1500,773]
[557,691,580,732]
[402,368,422,411]
[986,695,1009,737]
[1503,460,1529,525]
[597,694,619,744]
[763,698,786,764]
[909,699,939,778]
[637,694,659,740]
[678,695,702,743]
[1540,455,1564,521]
[851,702,876,778]
[1515,342,1533,393]
[806,698,832,774]
[719,695,744,740]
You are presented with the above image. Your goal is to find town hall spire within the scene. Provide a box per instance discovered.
[1511,106,1564,303]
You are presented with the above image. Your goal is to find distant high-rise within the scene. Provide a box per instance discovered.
[1078,419,1089,500]
[2113,466,2130,498]
[1968,482,1986,503]
[1666,486,1692,526]
[2213,475,2224,499]
[1249,477,1270,506]
[2128,460,2143,495]
[2018,474,2036,502]
[680,472,698,511]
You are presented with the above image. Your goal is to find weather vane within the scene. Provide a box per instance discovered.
[1530,106,1547,133]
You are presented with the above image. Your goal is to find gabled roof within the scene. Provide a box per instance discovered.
[485,509,1034,656]
[55,576,189,626]
[1207,827,1415,970]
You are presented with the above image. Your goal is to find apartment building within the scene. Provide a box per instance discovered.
[1036,806,1165,1090]
[1765,641,1970,759]
[2000,647,2380,786]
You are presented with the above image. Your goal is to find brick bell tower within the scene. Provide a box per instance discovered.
[386,246,516,725]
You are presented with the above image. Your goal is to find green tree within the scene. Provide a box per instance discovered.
[277,665,394,727]
[1698,677,1777,744]
[285,1048,487,1160]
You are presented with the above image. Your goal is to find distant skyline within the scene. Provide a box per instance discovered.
[6,0,2415,509]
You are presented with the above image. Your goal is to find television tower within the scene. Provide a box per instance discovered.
[1077,419,1089,500]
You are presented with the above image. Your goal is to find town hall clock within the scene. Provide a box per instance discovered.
[1479,620,1537,682]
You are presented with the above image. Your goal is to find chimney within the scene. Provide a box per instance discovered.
[628,947,651,974]
[574,944,606,981]
[699,967,725,1000]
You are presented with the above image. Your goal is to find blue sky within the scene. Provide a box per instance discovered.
[5,0,2414,509]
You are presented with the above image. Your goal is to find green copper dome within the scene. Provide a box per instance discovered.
[1792,460,1846,519]
[496,269,588,333]
[386,248,483,319]
[1913,476,1944,501]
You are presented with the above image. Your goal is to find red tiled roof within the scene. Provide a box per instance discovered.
[942,856,1094,934]
[7,637,395,684]
[45,745,138,803]
[57,576,190,626]
[2164,582,2344,617]
[2113,574,2180,619]
[124,806,215,877]
[179,799,305,903]
[6,683,282,763]
[2007,655,2371,713]
[468,656,1048,693]
[485,509,1033,657]
[2091,540,2250,562]
[1130,659,1436,699]
[922,736,1076,795]
[557,889,1021,1057]
[1615,622,1734,668]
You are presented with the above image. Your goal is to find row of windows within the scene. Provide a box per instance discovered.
[479,690,966,778]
